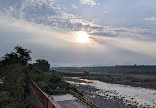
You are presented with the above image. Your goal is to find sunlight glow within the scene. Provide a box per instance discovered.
[76,31,90,43]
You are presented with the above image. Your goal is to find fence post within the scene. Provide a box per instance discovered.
[47,97,48,108]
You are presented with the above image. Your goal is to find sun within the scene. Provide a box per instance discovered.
[76,31,90,43]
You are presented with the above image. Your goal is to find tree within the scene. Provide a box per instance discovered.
[3,64,26,102]
[0,46,49,107]
[14,45,31,65]
[0,46,32,107]
[33,59,50,72]
[1,45,31,66]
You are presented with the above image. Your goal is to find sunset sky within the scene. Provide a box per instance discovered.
[0,0,156,66]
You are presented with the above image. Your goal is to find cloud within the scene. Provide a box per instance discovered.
[0,15,107,66]
[89,26,150,40]
[0,0,153,41]
[72,5,78,9]
[1,12,156,66]
[144,17,156,22]
[1,0,156,66]
[80,0,97,6]
[91,36,156,59]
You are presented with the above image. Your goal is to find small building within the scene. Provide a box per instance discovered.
[84,70,89,74]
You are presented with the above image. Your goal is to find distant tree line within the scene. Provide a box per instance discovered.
[53,65,156,74]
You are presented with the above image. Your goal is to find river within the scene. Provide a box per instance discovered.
[65,77,156,108]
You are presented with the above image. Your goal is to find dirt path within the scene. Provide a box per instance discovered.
[57,100,89,108]
[51,94,89,108]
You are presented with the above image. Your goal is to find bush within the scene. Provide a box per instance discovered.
[0,91,23,108]
[48,73,63,83]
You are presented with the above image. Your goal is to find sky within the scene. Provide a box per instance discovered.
[0,0,156,67]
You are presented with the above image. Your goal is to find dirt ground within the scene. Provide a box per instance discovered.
[57,99,89,108]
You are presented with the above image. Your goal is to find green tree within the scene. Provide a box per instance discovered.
[3,64,26,102]
[0,46,32,107]
[33,59,50,72]
[14,45,31,65]
[1,45,31,67]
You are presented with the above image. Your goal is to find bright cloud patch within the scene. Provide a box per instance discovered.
[76,31,90,43]
[144,17,156,22]
[80,0,97,6]
[72,5,78,9]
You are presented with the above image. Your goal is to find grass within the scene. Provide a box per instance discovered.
[41,72,83,95]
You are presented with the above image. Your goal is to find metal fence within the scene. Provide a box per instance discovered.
[31,81,62,108]
[70,90,99,108]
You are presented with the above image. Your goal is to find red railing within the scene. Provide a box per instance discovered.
[31,81,62,108]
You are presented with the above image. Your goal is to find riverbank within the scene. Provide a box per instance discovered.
[64,77,156,108]
[60,72,156,90]
[82,76,156,90]
[75,85,137,108]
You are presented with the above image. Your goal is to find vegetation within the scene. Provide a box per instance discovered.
[0,46,81,108]
[1,45,31,66]
[53,66,156,74]
[40,72,83,95]
[60,71,156,89]
[0,46,34,107]
[40,72,68,94]
[2,46,155,107]
[54,66,156,89]
[60,72,156,82]
[33,59,50,72]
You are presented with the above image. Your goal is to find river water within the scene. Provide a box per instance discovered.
[66,77,156,108]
